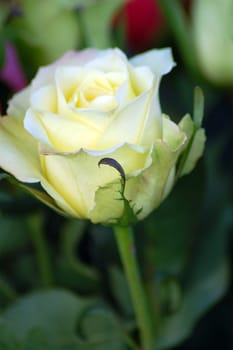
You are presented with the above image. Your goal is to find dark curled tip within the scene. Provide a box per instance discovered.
[98,157,126,190]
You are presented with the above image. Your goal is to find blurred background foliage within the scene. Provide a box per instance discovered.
[0,0,232,349]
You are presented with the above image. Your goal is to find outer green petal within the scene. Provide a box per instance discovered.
[0,115,41,182]
[180,129,206,176]
[179,114,206,176]
[40,144,150,221]
[125,140,185,221]
[89,181,125,224]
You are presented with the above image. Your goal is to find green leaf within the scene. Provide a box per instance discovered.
[108,266,134,318]
[0,321,19,350]
[144,164,205,274]
[56,219,100,293]
[155,206,232,349]
[1,290,127,349]
[21,329,50,350]
[2,290,89,343]
[80,0,123,48]
[149,141,232,348]
[81,307,127,350]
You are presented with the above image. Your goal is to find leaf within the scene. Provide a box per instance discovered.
[81,307,127,350]
[0,321,19,350]
[21,329,50,350]
[56,219,100,293]
[108,266,134,318]
[1,289,128,349]
[151,141,233,348]
[155,206,232,349]
[144,164,205,274]
[2,290,89,343]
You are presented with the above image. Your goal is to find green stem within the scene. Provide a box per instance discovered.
[114,225,154,350]
[27,214,53,287]
[158,0,200,79]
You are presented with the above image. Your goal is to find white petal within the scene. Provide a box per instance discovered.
[7,87,31,120]
[30,85,57,112]
[130,48,176,77]
[0,115,41,182]
[31,49,100,90]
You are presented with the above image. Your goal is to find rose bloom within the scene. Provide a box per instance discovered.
[0,48,204,224]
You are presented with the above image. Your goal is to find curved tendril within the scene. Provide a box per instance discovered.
[98,157,126,194]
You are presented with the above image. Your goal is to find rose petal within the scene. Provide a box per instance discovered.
[162,115,187,151]
[86,48,128,72]
[129,66,154,95]
[7,87,31,120]
[31,49,100,90]
[96,80,161,148]
[30,85,57,113]
[24,108,101,152]
[0,115,41,182]
[130,47,175,77]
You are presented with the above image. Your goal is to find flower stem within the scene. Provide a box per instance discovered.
[114,225,154,350]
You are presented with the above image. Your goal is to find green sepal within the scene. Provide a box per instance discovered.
[193,86,204,128]
[176,88,206,178]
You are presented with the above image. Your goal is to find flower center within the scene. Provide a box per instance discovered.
[68,71,125,111]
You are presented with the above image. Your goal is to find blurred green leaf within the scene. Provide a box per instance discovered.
[155,205,232,349]
[0,321,19,350]
[10,0,80,66]
[108,266,134,318]
[1,289,127,349]
[21,329,50,350]
[81,307,127,350]
[80,0,123,48]
[143,164,205,274]
[2,289,90,347]
[56,219,100,293]
[150,140,233,348]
